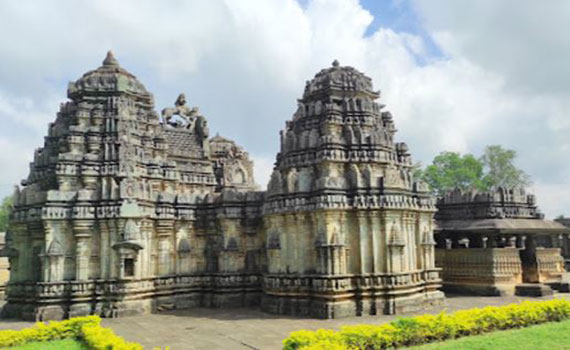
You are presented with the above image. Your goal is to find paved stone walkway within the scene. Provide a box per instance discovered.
[1,294,569,350]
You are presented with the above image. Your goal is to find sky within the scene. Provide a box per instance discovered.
[0,0,569,218]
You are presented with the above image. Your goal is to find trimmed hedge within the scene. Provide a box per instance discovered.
[283,299,570,350]
[0,316,146,350]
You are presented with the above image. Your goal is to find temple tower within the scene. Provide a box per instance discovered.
[5,52,263,321]
[261,61,443,318]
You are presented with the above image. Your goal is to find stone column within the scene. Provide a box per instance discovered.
[99,221,110,279]
[357,211,370,273]
[507,236,517,248]
[487,234,498,248]
[73,220,92,280]
[156,220,174,275]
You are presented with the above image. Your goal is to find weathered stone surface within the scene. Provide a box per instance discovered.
[3,54,442,320]
[515,283,554,297]
[435,187,569,296]
[262,60,443,317]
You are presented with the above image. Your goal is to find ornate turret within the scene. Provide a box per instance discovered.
[262,61,442,318]
[266,60,432,210]
[68,51,152,102]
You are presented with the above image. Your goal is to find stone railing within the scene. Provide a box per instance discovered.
[436,248,522,285]
[536,248,564,283]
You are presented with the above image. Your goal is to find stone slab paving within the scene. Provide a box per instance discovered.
[1,294,569,350]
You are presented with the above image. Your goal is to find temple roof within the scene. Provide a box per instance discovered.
[436,218,569,233]
[436,187,543,221]
[435,187,569,233]
[165,128,206,159]
[302,60,380,101]
[67,51,151,100]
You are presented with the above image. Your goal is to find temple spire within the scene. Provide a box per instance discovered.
[103,50,119,67]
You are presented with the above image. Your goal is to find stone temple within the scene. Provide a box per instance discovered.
[4,52,444,320]
[435,187,569,296]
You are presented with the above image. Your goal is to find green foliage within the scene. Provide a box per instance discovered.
[0,315,167,350]
[480,145,531,189]
[81,322,142,350]
[3,338,88,350]
[282,299,570,350]
[421,152,486,195]
[418,145,531,195]
[408,318,570,350]
[0,195,13,232]
[0,316,99,349]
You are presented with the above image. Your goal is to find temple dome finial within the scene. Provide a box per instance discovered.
[332,59,340,67]
[103,50,119,66]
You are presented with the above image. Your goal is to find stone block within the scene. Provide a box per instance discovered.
[515,283,554,297]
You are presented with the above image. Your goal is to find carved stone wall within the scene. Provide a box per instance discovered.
[435,187,569,296]
[261,60,443,318]
[4,54,442,320]
[435,248,522,295]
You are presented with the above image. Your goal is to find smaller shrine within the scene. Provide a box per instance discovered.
[435,187,569,296]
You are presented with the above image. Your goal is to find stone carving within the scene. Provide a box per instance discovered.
[4,54,441,321]
[262,60,442,318]
[435,187,570,296]
[162,93,200,129]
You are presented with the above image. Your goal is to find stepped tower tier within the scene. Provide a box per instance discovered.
[262,61,443,318]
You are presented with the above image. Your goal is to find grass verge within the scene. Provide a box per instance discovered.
[407,319,570,350]
[2,338,88,350]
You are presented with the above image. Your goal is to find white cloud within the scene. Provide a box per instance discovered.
[0,0,568,217]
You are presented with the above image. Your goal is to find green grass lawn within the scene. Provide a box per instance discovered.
[407,320,570,350]
[1,338,88,350]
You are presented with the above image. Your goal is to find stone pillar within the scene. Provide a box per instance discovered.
[506,236,516,247]
[156,220,174,275]
[73,220,92,280]
[99,221,110,279]
[421,226,436,270]
[357,212,370,273]
[487,235,498,248]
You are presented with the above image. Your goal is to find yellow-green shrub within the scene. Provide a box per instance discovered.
[0,315,154,350]
[283,298,570,350]
[0,315,99,348]
[283,329,339,350]
[81,322,142,350]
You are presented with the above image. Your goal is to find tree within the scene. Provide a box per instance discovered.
[0,195,13,232]
[480,145,531,189]
[421,152,487,195]
[418,145,532,195]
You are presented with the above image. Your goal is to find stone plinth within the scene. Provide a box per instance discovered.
[436,248,522,296]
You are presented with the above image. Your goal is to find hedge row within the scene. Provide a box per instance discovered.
[0,315,150,350]
[283,298,570,350]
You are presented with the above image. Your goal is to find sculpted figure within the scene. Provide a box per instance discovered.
[162,93,200,129]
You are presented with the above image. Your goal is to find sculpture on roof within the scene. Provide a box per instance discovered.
[162,93,200,129]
